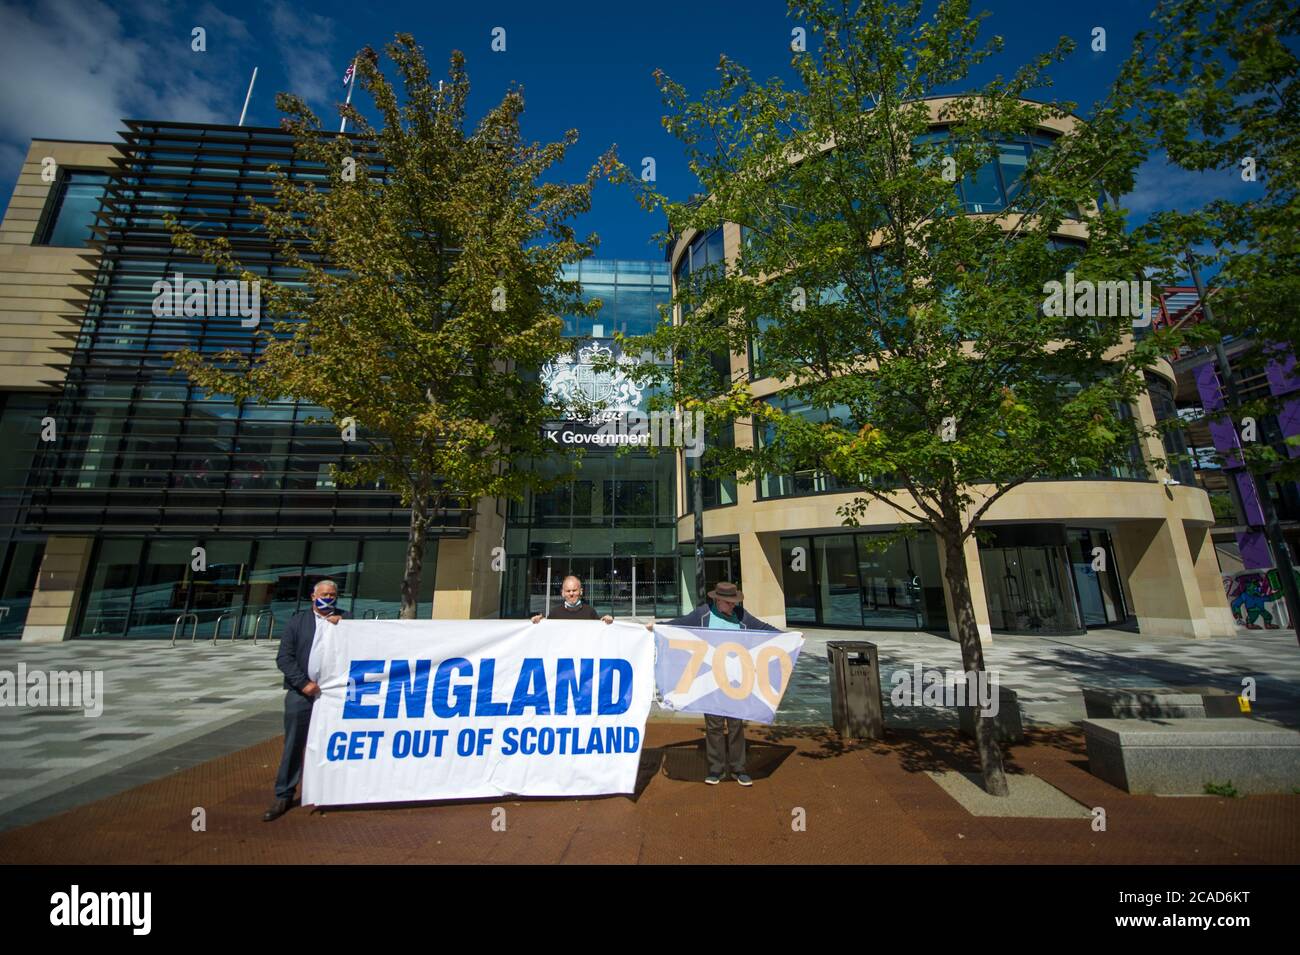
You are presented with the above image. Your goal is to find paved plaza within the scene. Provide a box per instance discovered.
[0,623,1296,838]
[0,720,1295,865]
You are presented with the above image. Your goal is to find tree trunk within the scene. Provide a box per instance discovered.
[400,492,429,620]
[941,531,1010,797]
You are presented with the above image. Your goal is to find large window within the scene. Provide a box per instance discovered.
[558,259,669,339]
[756,391,863,499]
[1146,373,1196,485]
[73,536,434,638]
[913,129,1063,215]
[780,531,944,630]
[36,171,111,247]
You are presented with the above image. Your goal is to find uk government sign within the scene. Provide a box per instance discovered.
[302,620,655,806]
[539,342,703,455]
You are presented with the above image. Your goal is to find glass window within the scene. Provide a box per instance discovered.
[960,155,1005,213]
[188,540,253,634]
[246,539,306,633]
[857,535,921,628]
[816,535,862,627]
[37,171,111,247]
[303,540,360,610]
[79,539,143,637]
[0,541,45,639]
[355,538,439,619]
[781,537,817,624]
[996,142,1031,204]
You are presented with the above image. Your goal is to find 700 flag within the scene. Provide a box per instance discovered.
[654,625,804,723]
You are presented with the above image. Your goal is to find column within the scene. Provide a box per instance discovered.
[1111,517,1233,638]
[432,498,505,620]
[21,537,94,642]
[738,530,786,629]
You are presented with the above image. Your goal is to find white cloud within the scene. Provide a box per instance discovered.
[0,0,250,214]
[0,0,246,141]
[266,0,340,115]
[1122,153,1254,219]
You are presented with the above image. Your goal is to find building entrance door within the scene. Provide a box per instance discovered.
[511,551,677,620]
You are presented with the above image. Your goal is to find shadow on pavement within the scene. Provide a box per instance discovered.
[657,737,796,783]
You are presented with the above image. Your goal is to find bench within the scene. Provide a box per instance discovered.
[1081,718,1300,794]
[1082,685,1248,720]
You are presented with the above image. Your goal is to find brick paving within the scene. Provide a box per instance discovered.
[2,628,1297,862]
[0,720,1294,865]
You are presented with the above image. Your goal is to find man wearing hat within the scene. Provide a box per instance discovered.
[653,581,777,786]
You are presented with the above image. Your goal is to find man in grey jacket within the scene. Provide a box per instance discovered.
[652,581,777,786]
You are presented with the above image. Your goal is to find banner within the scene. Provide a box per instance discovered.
[302,619,654,806]
[654,625,804,722]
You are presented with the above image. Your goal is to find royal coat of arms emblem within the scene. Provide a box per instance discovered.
[540,343,645,422]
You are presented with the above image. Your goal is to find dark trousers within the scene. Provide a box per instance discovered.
[273,690,315,801]
[704,714,746,775]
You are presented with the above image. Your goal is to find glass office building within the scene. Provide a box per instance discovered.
[0,129,675,636]
[3,121,466,638]
[499,259,678,620]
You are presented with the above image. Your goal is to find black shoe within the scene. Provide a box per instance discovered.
[262,798,292,822]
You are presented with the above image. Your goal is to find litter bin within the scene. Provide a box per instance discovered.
[827,641,884,740]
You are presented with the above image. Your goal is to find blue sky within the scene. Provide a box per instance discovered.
[0,0,1248,259]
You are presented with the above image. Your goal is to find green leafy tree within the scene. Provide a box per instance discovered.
[1124,0,1300,634]
[624,0,1171,794]
[1131,0,1297,449]
[171,36,611,617]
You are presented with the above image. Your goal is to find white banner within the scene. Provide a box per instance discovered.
[302,619,655,806]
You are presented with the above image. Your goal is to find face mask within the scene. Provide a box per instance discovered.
[314,595,337,612]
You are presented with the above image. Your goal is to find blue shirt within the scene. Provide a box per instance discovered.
[708,609,742,630]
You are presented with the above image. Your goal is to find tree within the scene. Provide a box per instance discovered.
[1125,0,1300,632]
[171,35,612,617]
[624,0,1169,794]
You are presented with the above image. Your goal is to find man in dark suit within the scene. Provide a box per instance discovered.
[263,579,346,822]
[649,581,778,786]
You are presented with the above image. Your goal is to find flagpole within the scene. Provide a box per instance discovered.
[238,67,258,127]
[340,61,356,134]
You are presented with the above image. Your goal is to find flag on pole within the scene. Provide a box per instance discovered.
[341,60,357,133]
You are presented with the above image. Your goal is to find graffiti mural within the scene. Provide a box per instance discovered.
[1223,569,1294,630]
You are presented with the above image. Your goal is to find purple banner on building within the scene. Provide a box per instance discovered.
[1194,361,1227,412]
[1265,347,1298,397]
[1237,530,1272,571]
[1234,470,1267,527]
